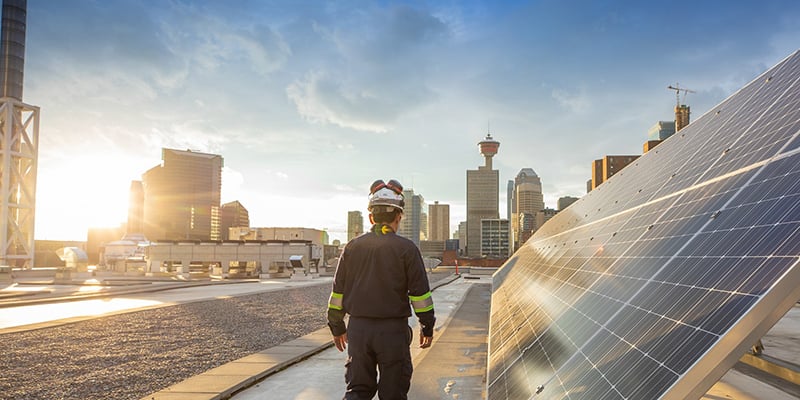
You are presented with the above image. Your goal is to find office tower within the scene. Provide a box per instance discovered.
[0,0,38,268]
[398,189,424,246]
[480,219,509,258]
[220,201,249,240]
[511,168,544,250]
[142,148,223,241]
[506,180,514,221]
[466,134,500,257]
[127,181,144,235]
[428,201,450,241]
[347,210,363,242]
[557,196,579,211]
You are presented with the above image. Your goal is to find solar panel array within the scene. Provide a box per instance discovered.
[487,49,800,400]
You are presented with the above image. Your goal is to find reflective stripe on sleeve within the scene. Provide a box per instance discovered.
[329,292,343,310]
[409,292,434,313]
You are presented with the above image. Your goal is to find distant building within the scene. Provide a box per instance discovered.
[480,219,510,258]
[445,239,459,251]
[518,213,535,246]
[506,179,514,222]
[127,181,144,235]
[643,140,662,153]
[228,227,329,246]
[457,221,467,254]
[220,201,250,240]
[420,240,445,260]
[536,208,558,232]
[347,211,364,242]
[675,104,691,132]
[428,201,450,241]
[466,134,500,257]
[142,148,223,241]
[420,209,428,241]
[644,120,676,153]
[511,168,544,250]
[590,155,639,190]
[648,121,676,141]
[557,196,579,211]
[398,188,425,246]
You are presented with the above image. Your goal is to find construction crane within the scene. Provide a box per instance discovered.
[667,83,695,106]
[668,83,695,131]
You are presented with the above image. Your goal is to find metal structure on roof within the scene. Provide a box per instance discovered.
[487,50,800,399]
[0,0,38,268]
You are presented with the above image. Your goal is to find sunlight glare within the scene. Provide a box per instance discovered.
[0,297,164,330]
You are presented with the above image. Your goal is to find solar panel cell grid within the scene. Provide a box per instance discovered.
[488,50,800,400]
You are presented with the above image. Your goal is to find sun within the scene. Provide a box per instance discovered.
[34,152,145,241]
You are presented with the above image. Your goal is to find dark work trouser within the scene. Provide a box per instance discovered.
[344,317,413,400]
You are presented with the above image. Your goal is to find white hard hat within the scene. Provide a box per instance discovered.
[368,179,405,213]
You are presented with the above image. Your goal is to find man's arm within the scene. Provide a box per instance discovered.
[407,248,436,347]
[327,247,348,351]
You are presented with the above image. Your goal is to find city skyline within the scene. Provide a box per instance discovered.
[23,1,800,243]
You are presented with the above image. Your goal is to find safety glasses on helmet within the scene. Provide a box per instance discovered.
[369,179,403,195]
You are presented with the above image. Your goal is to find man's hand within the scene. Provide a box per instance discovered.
[419,334,433,349]
[333,333,348,352]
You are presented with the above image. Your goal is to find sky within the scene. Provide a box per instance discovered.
[21,0,800,244]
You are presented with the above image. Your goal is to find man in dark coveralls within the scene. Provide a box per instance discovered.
[327,179,436,400]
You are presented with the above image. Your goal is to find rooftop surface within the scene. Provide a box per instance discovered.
[1,270,798,399]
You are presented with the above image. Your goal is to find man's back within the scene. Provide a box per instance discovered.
[336,230,427,319]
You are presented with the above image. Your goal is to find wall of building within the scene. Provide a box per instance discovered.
[142,148,223,241]
[428,202,450,241]
[228,227,329,246]
[467,168,499,256]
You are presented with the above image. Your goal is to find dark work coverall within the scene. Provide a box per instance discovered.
[328,223,436,400]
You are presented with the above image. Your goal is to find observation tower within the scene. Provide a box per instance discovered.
[478,133,500,170]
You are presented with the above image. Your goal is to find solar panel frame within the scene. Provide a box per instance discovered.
[487,49,800,400]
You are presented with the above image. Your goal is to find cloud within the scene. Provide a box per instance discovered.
[143,123,230,156]
[287,71,393,133]
[160,8,291,78]
[551,88,591,114]
[286,5,450,132]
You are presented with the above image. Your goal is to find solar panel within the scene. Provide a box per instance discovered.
[487,49,800,400]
